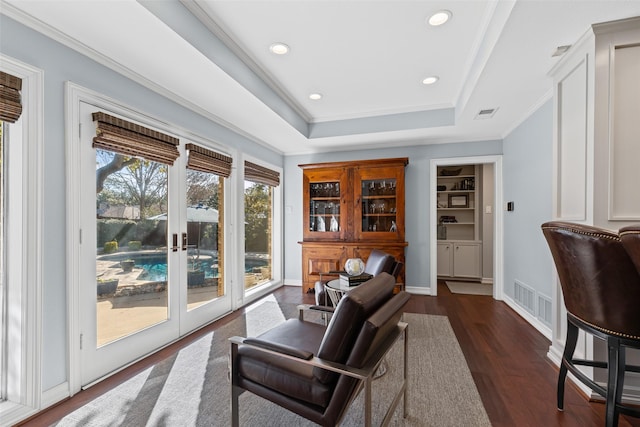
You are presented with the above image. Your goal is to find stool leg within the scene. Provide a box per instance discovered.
[558,320,579,410]
[606,337,625,427]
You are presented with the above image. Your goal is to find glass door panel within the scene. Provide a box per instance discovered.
[95,149,169,346]
[354,167,404,241]
[244,182,272,292]
[302,168,347,240]
[185,169,224,310]
[360,178,397,233]
[309,182,341,233]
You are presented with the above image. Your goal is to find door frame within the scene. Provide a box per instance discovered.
[429,155,504,299]
[65,82,236,393]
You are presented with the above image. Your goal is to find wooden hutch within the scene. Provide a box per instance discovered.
[299,158,408,293]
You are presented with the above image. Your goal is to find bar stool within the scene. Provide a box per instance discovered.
[541,221,640,427]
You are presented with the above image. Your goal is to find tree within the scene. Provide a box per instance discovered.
[244,183,271,253]
[186,169,220,208]
[96,153,136,193]
[98,150,168,219]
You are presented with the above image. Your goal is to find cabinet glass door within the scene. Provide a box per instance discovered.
[355,167,404,241]
[303,169,347,239]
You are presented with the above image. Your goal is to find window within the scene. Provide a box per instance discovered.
[0,58,43,424]
[244,160,280,292]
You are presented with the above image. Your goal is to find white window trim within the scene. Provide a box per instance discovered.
[239,154,283,308]
[0,55,44,425]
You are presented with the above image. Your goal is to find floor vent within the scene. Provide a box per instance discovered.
[537,295,552,326]
[514,280,535,314]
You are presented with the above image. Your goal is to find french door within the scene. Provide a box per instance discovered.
[77,101,231,385]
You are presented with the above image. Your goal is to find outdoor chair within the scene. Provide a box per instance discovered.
[541,221,640,427]
[229,273,410,426]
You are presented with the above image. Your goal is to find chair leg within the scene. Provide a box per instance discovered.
[606,337,625,427]
[364,376,372,427]
[230,342,241,427]
[558,320,579,410]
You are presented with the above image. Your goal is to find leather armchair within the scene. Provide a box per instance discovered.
[229,273,410,426]
[542,222,640,427]
[314,249,396,306]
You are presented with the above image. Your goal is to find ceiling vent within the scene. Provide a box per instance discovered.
[552,45,572,57]
[475,108,498,120]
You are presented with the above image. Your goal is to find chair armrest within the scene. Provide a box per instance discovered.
[309,305,335,313]
[297,304,335,320]
[230,336,369,380]
[243,338,313,360]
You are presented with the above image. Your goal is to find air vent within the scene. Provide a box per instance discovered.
[474,108,498,120]
[514,280,535,314]
[552,45,572,57]
[537,295,552,326]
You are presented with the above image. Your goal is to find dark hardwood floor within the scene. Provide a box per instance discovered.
[17,283,640,426]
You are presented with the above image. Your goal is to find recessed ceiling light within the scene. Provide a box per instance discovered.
[422,76,439,85]
[309,93,323,100]
[428,10,452,26]
[269,43,290,55]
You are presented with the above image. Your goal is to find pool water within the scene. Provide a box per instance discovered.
[132,256,267,282]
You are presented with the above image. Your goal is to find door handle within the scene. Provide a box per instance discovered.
[182,233,188,251]
[172,233,178,252]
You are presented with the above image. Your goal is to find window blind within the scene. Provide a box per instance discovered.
[244,161,280,187]
[0,71,23,123]
[186,143,232,178]
[92,112,180,165]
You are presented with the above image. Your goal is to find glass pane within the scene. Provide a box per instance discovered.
[244,181,272,291]
[361,179,397,232]
[309,181,340,232]
[95,149,169,346]
[186,169,224,310]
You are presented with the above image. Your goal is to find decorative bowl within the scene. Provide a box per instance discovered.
[344,258,365,276]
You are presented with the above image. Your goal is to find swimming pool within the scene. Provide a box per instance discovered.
[98,251,268,282]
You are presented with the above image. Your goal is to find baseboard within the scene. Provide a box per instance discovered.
[42,381,71,411]
[405,285,432,295]
[481,277,494,285]
[283,279,302,286]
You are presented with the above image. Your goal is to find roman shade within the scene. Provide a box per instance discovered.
[186,143,232,178]
[92,112,180,165]
[0,71,23,123]
[244,161,280,187]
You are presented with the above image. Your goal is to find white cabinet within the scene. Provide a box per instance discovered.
[437,242,453,277]
[437,241,481,279]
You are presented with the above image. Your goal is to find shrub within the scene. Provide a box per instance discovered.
[103,241,118,254]
[128,240,142,251]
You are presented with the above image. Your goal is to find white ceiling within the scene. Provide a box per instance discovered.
[4,0,640,155]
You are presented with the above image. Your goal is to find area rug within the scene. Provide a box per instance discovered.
[55,299,490,426]
[446,281,493,296]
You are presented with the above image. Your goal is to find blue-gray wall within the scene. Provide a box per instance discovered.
[1,15,282,391]
[283,140,503,288]
[2,10,557,397]
[503,99,554,303]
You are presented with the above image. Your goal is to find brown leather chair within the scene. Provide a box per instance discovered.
[229,273,410,426]
[542,221,640,427]
[314,249,396,306]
